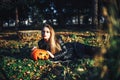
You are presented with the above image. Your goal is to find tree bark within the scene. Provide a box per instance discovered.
[15,7,19,31]
[0,20,2,31]
[92,0,98,28]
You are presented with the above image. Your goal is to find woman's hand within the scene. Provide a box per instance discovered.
[47,51,54,58]
[31,46,37,51]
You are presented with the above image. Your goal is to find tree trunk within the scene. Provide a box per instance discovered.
[78,8,80,25]
[0,20,2,31]
[15,7,19,31]
[92,0,98,28]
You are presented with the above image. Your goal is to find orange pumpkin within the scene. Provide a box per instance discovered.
[31,48,49,60]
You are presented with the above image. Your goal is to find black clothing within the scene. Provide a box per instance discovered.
[38,38,101,61]
[38,39,50,51]
[54,42,74,60]
[38,38,74,60]
[73,42,101,58]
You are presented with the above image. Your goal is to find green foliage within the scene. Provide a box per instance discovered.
[0,56,51,80]
[100,0,120,80]
[33,59,98,80]
[0,31,108,79]
[0,55,99,80]
[104,37,120,80]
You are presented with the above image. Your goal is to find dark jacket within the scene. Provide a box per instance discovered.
[38,37,74,61]
[38,37,101,61]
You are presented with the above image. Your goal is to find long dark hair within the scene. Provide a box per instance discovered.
[42,24,61,54]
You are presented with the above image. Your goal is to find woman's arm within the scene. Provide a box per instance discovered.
[47,51,54,58]
[54,43,68,60]
[53,35,75,60]
[53,37,69,60]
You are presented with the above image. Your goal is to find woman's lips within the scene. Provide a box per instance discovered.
[43,36,46,37]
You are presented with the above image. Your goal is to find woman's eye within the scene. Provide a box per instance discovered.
[42,31,50,34]
[46,31,50,33]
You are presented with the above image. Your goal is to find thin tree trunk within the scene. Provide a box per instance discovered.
[15,7,19,31]
[92,0,98,28]
[0,20,2,31]
[78,8,80,25]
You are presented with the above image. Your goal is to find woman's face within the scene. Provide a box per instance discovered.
[42,27,51,41]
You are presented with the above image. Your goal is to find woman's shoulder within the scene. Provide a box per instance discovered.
[38,39,44,42]
[56,35,63,44]
[38,39,44,44]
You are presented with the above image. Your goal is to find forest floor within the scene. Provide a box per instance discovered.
[0,29,109,80]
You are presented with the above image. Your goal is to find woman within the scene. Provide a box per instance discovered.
[38,24,101,61]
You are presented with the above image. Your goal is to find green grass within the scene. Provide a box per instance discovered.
[0,31,108,80]
[0,55,99,80]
